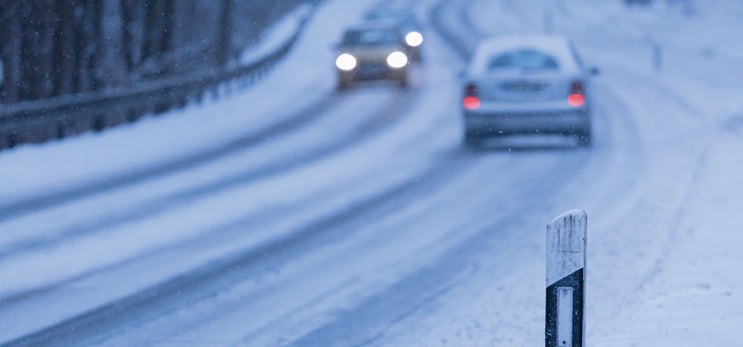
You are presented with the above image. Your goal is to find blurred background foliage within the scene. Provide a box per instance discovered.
[0,0,315,104]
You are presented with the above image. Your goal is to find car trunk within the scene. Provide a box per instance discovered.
[474,70,572,103]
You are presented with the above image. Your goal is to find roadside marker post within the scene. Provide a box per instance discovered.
[546,210,587,347]
[543,10,554,34]
[645,36,663,72]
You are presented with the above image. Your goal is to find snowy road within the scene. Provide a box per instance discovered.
[1,0,741,346]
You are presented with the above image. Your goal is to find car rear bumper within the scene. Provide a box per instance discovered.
[339,63,406,82]
[464,108,590,135]
[404,46,422,60]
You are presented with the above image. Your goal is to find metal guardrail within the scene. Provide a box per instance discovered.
[0,10,312,150]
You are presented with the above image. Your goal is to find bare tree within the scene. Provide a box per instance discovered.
[0,0,314,104]
[53,0,79,96]
[217,0,234,67]
[0,3,22,103]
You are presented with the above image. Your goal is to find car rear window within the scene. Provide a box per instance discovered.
[488,49,560,71]
[364,12,416,24]
[343,29,400,45]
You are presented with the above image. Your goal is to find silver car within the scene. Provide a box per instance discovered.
[335,25,410,90]
[461,35,595,147]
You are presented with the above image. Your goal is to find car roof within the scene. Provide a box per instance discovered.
[340,25,404,46]
[470,35,581,74]
[363,9,419,28]
[344,24,402,34]
[364,9,416,20]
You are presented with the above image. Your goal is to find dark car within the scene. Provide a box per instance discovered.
[334,25,410,90]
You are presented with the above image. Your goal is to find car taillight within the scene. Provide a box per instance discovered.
[463,83,480,110]
[568,80,586,107]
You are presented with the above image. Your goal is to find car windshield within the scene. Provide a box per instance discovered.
[488,49,559,71]
[365,11,416,24]
[342,29,399,45]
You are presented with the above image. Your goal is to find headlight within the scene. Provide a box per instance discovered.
[335,53,357,71]
[405,31,423,47]
[386,51,408,69]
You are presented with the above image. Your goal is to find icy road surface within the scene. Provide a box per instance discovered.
[1,0,742,345]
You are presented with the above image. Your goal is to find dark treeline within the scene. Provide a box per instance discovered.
[0,0,312,104]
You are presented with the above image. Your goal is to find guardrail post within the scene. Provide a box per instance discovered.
[653,42,662,72]
[543,10,554,34]
[546,210,587,347]
[645,36,662,72]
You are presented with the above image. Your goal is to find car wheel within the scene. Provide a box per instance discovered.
[414,51,423,63]
[398,76,409,89]
[337,80,350,92]
[464,129,482,147]
[576,130,592,147]
[408,51,420,63]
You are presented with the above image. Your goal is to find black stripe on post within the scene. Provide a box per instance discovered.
[546,268,584,347]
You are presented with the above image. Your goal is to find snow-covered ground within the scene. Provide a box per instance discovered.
[1,0,742,345]
[379,0,742,346]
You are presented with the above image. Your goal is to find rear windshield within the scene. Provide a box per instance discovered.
[364,11,416,24]
[488,49,560,71]
[342,29,400,45]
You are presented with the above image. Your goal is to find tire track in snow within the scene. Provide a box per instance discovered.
[3,0,474,341]
[274,1,676,345]
[430,0,479,59]
[0,88,419,263]
[523,0,714,335]
[351,1,711,346]
[598,74,711,323]
[5,147,478,347]
[6,0,611,344]
[0,89,338,223]
[270,3,620,343]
